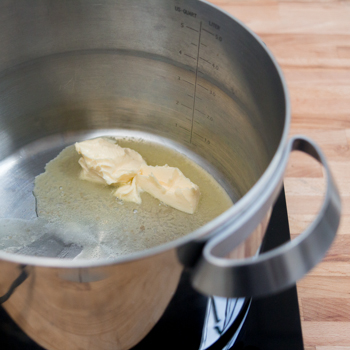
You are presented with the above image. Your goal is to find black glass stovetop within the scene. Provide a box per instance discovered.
[0,187,304,350]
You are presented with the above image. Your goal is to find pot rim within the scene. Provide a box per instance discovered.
[0,1,291,268]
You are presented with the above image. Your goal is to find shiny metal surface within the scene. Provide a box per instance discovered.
[0,250,182,350]
[0,0,340,349]
[192,136,341,297]
[0,0,287,266]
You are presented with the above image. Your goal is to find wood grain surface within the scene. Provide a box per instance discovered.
[210,1,350,349]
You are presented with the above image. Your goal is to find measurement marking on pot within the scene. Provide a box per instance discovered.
[186,25,199,32]
[197,84,208,91]
[193,136,211,145]
[200,57,212,65]
[178,18,223,144]
[203,28,215,35]
[194,132,204,140]
[195,109,205,115]
[182,79,194,86]
[189,21,202,143]
[184,53,196,60]
[179,125,191,132]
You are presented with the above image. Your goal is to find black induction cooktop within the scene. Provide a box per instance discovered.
[0,187,304,350]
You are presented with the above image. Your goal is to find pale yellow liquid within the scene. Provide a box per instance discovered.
[33,138,233,259]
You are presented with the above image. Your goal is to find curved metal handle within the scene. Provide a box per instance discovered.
[191,136,341,298]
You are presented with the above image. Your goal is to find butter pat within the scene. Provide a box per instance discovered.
[75,138,200,214]
[137,165,200,214]
[75,138,147,185]
[113,177,142,204]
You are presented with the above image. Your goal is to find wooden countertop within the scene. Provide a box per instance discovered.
[210,1,350,349]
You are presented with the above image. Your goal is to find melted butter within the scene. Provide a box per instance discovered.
[33,138,233,259]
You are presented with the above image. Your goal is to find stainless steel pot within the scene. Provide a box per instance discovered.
[0,1,341,349]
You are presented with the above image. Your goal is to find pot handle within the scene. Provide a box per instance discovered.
[190,136,341,298]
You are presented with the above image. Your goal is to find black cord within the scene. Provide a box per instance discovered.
[0,265,28,305]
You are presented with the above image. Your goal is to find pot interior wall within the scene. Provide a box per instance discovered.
[0,0,286,220]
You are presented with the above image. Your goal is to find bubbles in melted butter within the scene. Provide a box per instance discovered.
[2,138,233,260]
